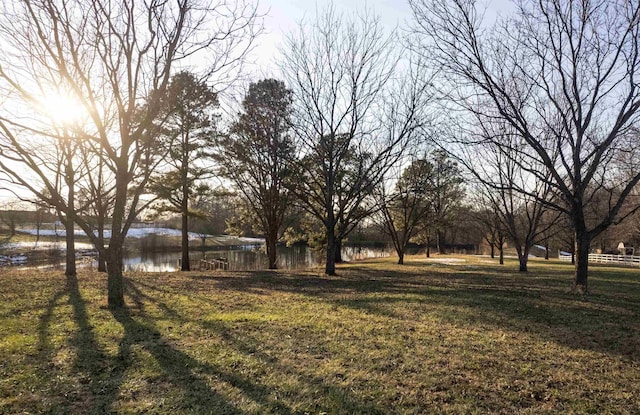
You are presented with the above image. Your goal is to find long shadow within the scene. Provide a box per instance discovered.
[124,279,387,414]
[35,288,69,409]
[35,275,255,414]
[190,270,419,297]
[65,274,127,414]
[125,278,183,321]
[37,289,67,357]
[111,290,289,415]
[190,264,640,361]
[47,276,259,413]
[347,267,640,361]
[32,275,126,414]
[200,318,389,415]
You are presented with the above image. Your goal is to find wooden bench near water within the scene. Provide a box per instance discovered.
[198,257,229,271]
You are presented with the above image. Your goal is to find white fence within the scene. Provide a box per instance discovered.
[558,252,640,267]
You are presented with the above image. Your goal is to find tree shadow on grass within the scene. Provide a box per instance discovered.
[189,264,640,362]
[114,279,299,414]
[189,270,416,297]
[65,274,128,413]
[125,278,182,321]
[34,287,70,411]
[341,267,640,361]
[123,278,388,414]
[35,276,256,414]
[200,319,390,415]
[109,308,251,414]
[37,288,67,359]
[33,275,125,413]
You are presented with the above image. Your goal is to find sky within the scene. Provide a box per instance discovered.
[0,0,515,205]
[253,0,514,77]
[258,0,413,71]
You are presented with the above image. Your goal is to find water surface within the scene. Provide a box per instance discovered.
[122,245,391,272]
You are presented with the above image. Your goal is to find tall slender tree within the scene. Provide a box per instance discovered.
[426,150,464,254]
[217,79,295,269]
[150,72,218,271]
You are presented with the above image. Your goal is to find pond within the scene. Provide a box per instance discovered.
[122,244,392,272]
[1,242,392,272]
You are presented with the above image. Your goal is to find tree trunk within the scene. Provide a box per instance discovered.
[7,219,16,237]
[97,249,107,273]
[518,245,530,272]
[64,156,76,277]
[64,216,76,277]
[97,226,107,272]
[106,243,125,308]
[35,222,41,248]
[334,237,343,263]
[545,239,550,260]
[394,236,406,265]
[325,228,337,275]
[490,241,495,259]
[266,231,278,269]
[499,243,504,265]
[180,178,190,271]
[95,155,107,273]
[181,209,190,271]
[574,230,590,294]
[107,167,127,308]
[436,230,445,254]
[426,235,431,258]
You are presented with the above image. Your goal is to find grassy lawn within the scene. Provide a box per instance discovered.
[1,256,639,414]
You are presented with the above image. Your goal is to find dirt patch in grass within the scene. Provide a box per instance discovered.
[1,256,639,414]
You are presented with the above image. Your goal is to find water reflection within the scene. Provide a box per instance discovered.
[122,245,390,272]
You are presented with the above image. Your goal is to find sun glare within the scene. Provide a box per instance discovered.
[38,93,87,127]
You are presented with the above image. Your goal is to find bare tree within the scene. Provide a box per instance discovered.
[0,200,22,237]
[57,132,83,277]
[411,0,640,292]
[281,5,430,275]
[0,0,260,307]
[460,124,560,271]
[76,142,115,273]
[376,158,434,264]
[472,202,507,264]
[1,123,83,276]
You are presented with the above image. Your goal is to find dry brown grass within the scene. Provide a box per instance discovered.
[1,255,639,414]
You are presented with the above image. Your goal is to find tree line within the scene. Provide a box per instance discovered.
[0,0,639,307]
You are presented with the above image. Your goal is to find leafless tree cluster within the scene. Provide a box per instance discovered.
[410,0,640,292]
[280,6,433,275]
[463,126,560,271]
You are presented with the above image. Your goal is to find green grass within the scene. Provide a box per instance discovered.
[1,256,639,414]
